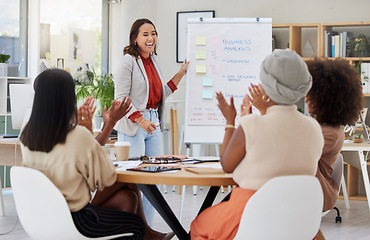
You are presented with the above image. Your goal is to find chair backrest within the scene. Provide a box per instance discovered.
[331,153,343,189]
[11,166,88,240]
[233,175,323,240]
[11,167,134,240]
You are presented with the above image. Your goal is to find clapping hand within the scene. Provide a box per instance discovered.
[216,91,237,125]
[103,96,132,127]
[78,96,96,132]
[249,83,269,115]
[240,94,252,117]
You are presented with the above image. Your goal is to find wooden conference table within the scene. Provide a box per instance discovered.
[116,165,236,240]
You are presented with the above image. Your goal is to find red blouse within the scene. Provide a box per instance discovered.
[129,55,177,122]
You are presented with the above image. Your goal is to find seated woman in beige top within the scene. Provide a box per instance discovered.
[20,69,171,240]
[305,58,363,211]
[190,49,324,240]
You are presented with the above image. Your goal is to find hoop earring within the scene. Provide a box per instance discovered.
[262,95,271,103]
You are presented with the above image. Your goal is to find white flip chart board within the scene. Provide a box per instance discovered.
[184,18,272,144]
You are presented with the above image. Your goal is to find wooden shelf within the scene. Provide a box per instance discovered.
[273,21,370,59]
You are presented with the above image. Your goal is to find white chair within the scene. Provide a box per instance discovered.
[10,166,133,240]
[233,175,323,240]
[322,153,350,223]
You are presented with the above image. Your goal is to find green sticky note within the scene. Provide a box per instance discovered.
[196,64,207,74]
[195,36,206,46]
[195,50,207,60]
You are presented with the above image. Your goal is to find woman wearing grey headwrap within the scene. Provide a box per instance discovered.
[191,49,324,240]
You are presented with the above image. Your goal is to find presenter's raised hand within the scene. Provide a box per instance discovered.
[178,59,189,77]
[171,59,189,85]
[216,91,237,125]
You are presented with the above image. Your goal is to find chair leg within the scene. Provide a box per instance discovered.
[333,207,342,223]
[0,177,4,216]
[179,185,186,223]
[341,173,350,209]
[193,185,198,195]
[316,228,326,240]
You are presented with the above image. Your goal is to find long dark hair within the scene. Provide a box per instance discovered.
[123,18,158,58]
[20,69,77,152]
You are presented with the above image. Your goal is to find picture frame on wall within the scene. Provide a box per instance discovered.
[176,10,215,63]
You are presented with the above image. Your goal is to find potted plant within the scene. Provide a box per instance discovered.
[75,66,115,128]
[0,53,10,76]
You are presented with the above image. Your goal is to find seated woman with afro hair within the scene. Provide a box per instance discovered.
[305,58,363,212]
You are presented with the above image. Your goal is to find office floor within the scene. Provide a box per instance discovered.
[1,186,370,240]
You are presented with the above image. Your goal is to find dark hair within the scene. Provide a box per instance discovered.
[20,69,77,152]
[306,58,364,126]
[123,18,158,58]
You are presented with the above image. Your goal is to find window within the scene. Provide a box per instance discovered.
[39,0,105,78]
[0,0,27,77]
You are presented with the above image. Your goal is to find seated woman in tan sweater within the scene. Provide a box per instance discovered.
[20,69,171,240]
[190,49,325,240]
[305,58,363,211]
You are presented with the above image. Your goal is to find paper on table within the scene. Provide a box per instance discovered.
[183,162,223,174]
[184,162,222,169]
[115,160,142,171]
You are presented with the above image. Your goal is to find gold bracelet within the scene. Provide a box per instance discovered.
[138,119,145,126]
[225,124,235,130]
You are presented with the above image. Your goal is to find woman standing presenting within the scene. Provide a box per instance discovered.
[114,18,188,157]
[114,18,188,225]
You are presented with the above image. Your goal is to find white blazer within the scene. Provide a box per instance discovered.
[113,54,173,136]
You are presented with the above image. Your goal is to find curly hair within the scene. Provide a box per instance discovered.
[305,58,364,126]
[123,18,157,58]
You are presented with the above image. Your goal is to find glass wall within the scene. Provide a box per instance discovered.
[39,0,104,79]
[0,0,27,77]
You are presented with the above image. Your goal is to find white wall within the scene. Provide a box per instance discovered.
[111,0,370,154]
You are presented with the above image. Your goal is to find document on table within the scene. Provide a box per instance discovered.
[115,160,142,171]
[183,162,224,174]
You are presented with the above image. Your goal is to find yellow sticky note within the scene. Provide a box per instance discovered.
[196,64,207,74]
[195,50,207,60]
[195,36,206,46]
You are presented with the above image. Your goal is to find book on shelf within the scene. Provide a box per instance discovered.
[324,31,328,57]
[339,33,343,58]
[332,35,335,58]
[342,32,347,57]
[334,35,340,58]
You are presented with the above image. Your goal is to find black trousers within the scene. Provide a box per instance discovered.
[71,203,145,240]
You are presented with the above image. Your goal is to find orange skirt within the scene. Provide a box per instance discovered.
[190,187,256,240]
